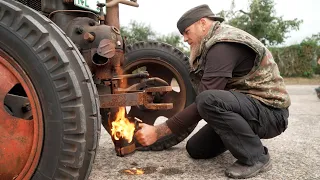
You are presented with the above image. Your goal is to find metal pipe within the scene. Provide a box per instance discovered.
[105,0,120,29]
[113,72,150,80]
[106,0,139,7]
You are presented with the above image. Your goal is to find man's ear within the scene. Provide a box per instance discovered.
[200,18,207,26]
[199,18,206,31]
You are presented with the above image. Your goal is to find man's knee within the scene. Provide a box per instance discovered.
[196,90,212,107]
[186,138,227,159]
[186,139,205,159]
[195,90,226,117]
[196,90,215,111]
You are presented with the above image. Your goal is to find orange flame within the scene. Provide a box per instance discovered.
[124,168,145,175]
[111,107,135,143]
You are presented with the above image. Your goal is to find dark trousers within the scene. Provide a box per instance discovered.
[186,90,289,166]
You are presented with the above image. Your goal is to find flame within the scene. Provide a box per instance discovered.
[123,168,144,175]
[111,107,135,143]
[135,169,144,175]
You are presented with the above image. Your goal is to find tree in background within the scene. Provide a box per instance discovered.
[302,33,320,45]
[120,20,156,45]
[301,33,320,74]
[156,33,189,55]
[121,0,303,55]
[217,0,303,46]
[120,20,189,55]
[120,1,318,77]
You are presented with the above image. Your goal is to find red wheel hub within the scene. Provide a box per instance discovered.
[0,49,43,180]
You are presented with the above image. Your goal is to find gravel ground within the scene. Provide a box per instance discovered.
[89,85,320,180]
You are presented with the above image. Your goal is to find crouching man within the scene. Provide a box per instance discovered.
[135,4,290,179]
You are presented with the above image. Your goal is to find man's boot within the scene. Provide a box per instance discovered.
[225,148,272,179]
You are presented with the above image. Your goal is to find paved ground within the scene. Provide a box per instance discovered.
[89,85,320,180]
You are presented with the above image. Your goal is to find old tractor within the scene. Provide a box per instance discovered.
[0,0,196,179]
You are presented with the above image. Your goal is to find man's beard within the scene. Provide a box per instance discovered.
[189,42,202,69]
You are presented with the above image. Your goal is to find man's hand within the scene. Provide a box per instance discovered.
[135,122,173,146]
[135,123,158,146]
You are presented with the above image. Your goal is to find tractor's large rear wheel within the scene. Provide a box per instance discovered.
[0,1,100,179]
[124,42,197,151]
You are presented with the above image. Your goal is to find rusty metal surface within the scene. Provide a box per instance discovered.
[115,143,136,157]
[141,77,169,87]
[123,59,187,125]
[113,77,169,94]
[144,86,173,110]
[0,50,43,180]
[100,92,145,107]
[100,86,173,109]
[106,0,120,28]
[110,50,125,74]
[143,102,173,110]
[106,0,139,8]
[97,2,106,24]
[112,71,150,81]
[0,56,31,179]
[111,117,140,156]
[95,64,114,80]
[84,32,95,42]
[63,17,124,80]
[95,43,124,80]
[97,39,116,60]
[0,108,34,179]
[144,86,172,93]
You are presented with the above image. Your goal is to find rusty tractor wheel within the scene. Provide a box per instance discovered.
[0,1,100,179]
[124,41,196,151]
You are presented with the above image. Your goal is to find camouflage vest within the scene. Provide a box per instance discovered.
[190,22,291,108]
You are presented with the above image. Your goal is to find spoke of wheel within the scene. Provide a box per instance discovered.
[125,61,187,122]
[125,65,146,88]
[0,62,18,101]
[146,65,174,85]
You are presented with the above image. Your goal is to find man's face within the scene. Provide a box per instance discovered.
[182,21,204,48]
[182,20,206,62]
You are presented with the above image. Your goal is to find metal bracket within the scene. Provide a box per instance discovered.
[99,86,173,110]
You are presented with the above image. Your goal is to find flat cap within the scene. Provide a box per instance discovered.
[177,4,224,34]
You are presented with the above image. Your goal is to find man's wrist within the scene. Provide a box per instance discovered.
[155,122,172,140]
